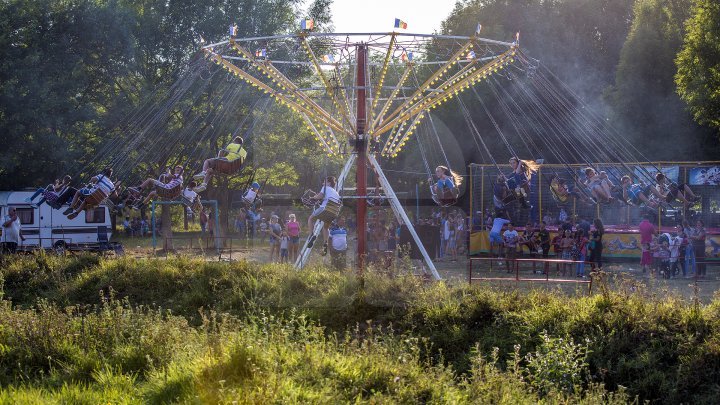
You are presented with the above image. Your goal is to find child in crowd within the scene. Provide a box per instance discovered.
[560,229,575,276]
[649,235,661,276]
[279,229,290,264]
[575,229,589,278]
[658,238,671,279]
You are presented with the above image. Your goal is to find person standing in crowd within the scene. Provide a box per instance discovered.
[639,214,656,274]
[268,215,282,262]
[690,219,707,278]
[575,229,589,278]
[588,218,604,270]
[489,210,511,258]
[537,221,551,274]
[286,213,301,263]
[667,230,681,278]
[199,207,208,234]
[503,222,519,273]
[329,222,348,271]
[444,213,457,261]
[1,207,24,254]
[279,229,290,264]
[455,215,465,255]
[682,219,696,276]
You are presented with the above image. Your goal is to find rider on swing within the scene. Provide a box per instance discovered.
[506,157,539,209]
[193,136,246,192]
[127,165,185,209]
[242,182,262,207]
[429,165,462,205]
[305,176,342,256]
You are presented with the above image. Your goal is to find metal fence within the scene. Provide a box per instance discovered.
[469,162,720,229]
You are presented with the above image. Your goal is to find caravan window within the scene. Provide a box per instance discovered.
[85,207,106,224]
[15,208,34,224]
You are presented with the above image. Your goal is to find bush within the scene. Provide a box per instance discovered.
[1,255,720,402]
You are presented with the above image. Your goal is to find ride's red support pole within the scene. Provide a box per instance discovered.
[356,44,368,272]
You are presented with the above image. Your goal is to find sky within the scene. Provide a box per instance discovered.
[329,0,458,34]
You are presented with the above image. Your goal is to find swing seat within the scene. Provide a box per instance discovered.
[84,188,109,209]
[433,188,458,207]
[209,157,244,175]
[315,199,342,222]
[242,195,262,208]
[301,189,317,208]
[102,197,118,213]
[156,183,183,200]
[47,200,63,210]
[367,195,386,206]
[181,195,203,212]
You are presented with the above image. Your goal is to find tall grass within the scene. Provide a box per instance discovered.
[0,254,719,402]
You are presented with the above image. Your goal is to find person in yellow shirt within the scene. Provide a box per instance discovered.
[193,136,246,192]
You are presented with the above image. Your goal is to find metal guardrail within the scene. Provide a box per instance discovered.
[468,256,594,293]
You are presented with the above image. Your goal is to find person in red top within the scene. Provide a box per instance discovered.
[638,214,656,273]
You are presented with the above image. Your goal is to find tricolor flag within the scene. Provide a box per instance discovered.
[322,54,335,63]
[229,24,238,37]
[301,19,314,30]
[199,35,206,44]
[394,18,407,29]
[255,48,267,58]
[466,50,476,60]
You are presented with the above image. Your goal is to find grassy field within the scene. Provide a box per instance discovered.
[1,254,719,403]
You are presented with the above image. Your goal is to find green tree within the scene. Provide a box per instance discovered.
[434,0,636,164]
[675,0,720,136]
[605,0,711,158]
[0,0,135,189]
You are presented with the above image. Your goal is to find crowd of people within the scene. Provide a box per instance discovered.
[486,209,604,278]
[637,216,708,279]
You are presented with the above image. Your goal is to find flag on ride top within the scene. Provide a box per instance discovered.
[199,35,206,44]
[475,23,482,35]
[394,18,407,29]
[255,48,267,58]
[229,24,238,37]
[322,54,335,63]
[466,50,476,60]
[301,19,314,30]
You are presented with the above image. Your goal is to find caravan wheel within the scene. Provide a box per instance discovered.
[53,241,67,256]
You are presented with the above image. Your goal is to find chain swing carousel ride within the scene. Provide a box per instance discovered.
[197,20,525,278]
[89,16,679,269]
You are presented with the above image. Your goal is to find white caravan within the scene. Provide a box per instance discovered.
[0,191,112,252]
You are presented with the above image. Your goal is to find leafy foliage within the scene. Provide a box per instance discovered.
[3,255,720,402]
[606,0,717,159]
[676,0,720,137]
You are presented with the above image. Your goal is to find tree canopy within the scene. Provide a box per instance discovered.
[675,0,720,136]
[0,0,717,193]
